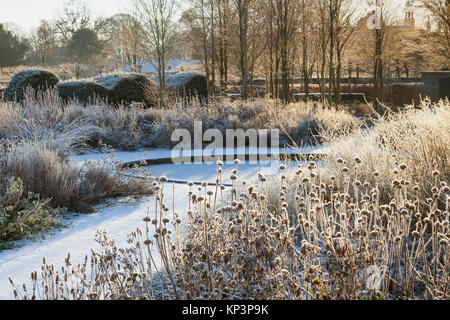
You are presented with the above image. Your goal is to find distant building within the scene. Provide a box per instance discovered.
[404,0,416,31]
[421,71,450,101]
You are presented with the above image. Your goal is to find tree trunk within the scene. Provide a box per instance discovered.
[201,0,210,98]
[374,28,383,102]
[210,0,216,96]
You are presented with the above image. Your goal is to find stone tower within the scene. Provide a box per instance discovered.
[404,0,416,30]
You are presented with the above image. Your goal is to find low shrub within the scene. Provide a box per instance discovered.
[0,178,62,249]
[4,69,59,102]
[56,81,110,105]
[95,73,159,108]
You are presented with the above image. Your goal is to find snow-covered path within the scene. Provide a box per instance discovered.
[0,192,181,299]
[0,149,297,299]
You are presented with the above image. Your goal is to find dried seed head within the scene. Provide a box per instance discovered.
[105,254,114,262]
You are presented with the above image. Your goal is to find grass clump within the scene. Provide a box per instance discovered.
[315,99,450,203]
[5,140,154,213]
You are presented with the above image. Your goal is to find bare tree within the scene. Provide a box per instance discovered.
[298,0,318,98]
[364,0,398,102]
[55,0,92,43]
[333,0,359,103]
[419,0,450,68]
[217,0,231,88]
[136,0,179,102]
[108,7,145,72]
[317,0,330,102]
[32,20,57,64]
[182,0,214,96]
[276,0,300,102]
[232,0,253,100]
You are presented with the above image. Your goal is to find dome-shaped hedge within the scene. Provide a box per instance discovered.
[56,81,110,105]
[4,69,59,101]
[164,72,208,99]
[95,73,159,108]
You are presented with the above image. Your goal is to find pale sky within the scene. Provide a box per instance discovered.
[0,0,410,34]
[0,0,126,33]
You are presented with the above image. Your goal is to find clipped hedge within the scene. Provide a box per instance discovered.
[4,69,59,102]
[56,81,110,105]
[95,73,159,108]
[391,83,424,106]
[165,72,208,99]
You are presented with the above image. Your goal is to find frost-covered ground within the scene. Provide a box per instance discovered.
[0,147,311,299]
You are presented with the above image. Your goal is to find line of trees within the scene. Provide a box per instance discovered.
[1,0,109,73]
[179,0,449,103]
[2,0,448,102]
[0,23,30,67]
